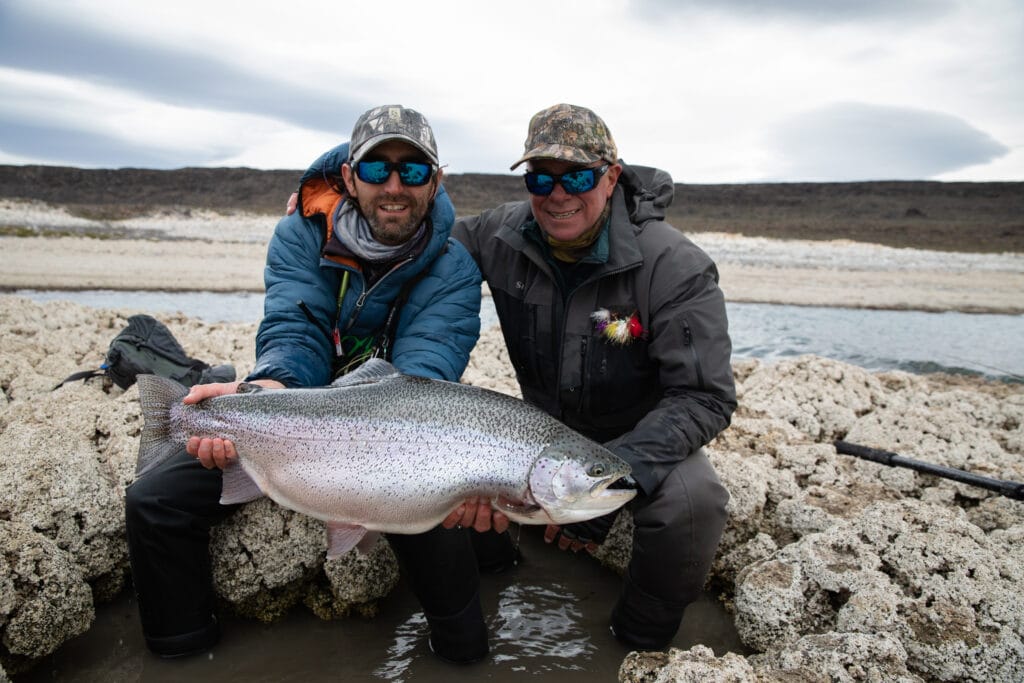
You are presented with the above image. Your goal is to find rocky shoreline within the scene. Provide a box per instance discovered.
[1,295,1021,681]
[1,192,1023,680]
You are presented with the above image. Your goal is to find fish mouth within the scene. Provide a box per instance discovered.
[589,474,637,502]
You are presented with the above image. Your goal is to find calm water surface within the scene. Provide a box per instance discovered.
[13,289,1024,380]
[13,527,745,682]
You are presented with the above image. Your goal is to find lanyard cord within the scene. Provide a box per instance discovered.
[331,270,351,356]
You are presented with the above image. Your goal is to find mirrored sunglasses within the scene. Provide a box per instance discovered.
[355,160,436,187]
[524,164,610,196]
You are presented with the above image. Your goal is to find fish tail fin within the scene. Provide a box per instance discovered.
[135,374,189,478]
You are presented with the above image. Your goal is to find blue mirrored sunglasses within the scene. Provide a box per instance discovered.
[524,164,610,196]
[355,160,436,186]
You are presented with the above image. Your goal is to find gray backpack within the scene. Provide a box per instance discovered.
[54,314,235,390]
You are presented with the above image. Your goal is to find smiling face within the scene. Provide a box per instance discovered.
[341,139,443,246]
[527,159,621,243]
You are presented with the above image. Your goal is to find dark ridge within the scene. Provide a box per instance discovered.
[1,165,1021,253]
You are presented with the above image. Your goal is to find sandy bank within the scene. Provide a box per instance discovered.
[2,235,1022,314]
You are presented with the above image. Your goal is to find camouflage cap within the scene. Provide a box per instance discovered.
[510,103,618,171]
[349,104,439,166]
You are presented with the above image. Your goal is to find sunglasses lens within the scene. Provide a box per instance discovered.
[356,161,433,186]
[356,161,391,184]
[524,173,555,195]
[397,162,432,186]
[560,169,596,194]
[524,166,606,196]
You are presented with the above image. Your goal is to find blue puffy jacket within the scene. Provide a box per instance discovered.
[246,142,481,387]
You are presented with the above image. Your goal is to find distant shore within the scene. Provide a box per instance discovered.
[2,234,1022,315]
[0,197,1022,315]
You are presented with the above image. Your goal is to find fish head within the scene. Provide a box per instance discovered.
[523,436,637,525]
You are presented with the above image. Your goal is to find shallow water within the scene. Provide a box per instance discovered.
[11,289,1024,380]
[12,526,746,682]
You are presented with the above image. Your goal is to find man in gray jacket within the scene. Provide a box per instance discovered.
[447,103,735,650]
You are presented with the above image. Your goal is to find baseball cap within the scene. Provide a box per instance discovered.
[349,104,439,166]
[510,103,618,171]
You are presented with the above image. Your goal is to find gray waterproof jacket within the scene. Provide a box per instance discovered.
[453,163,736,494]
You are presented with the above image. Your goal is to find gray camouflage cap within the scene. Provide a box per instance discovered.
[510,103,618,170]
[349,104,439,166]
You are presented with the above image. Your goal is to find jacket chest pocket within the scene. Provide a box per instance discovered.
[582,333,658,417]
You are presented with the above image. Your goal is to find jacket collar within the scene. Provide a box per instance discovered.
[300,175,449,276]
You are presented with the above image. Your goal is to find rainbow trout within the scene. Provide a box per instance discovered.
[136,359,635,556]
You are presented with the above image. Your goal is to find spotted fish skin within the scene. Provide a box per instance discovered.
[136,359,635,556]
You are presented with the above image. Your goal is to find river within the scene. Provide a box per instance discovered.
[13,289,1024,380]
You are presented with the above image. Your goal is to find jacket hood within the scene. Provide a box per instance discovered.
[616,162,674,226]
[300,142,351,187]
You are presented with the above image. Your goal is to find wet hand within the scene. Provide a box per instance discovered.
[188,436,237,470]
[442,498,510,534]
[183,381,241,405]
[544,524,598,554]
[183,379,285,468]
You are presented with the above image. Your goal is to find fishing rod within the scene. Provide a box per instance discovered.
[834,441,1024,501]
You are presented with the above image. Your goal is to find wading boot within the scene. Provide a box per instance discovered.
[425,592,489,664]
[610,578,683,651]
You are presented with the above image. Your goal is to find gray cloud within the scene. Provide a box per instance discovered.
[0,118,236,168]
[0,3,363,135]
[768,102,1009,181]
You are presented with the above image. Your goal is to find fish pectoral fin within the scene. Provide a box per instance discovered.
[219,462,265,505]
[494,495,542,516]
[326,522,370,558]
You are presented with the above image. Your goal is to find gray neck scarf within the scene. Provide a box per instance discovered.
[335,200,427,264]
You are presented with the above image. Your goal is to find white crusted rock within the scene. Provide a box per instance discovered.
[739,355,886,440]
[618,645,757,683]
[0,422,126,589]
[209,498,326,622]
[0,521,93,665]
[751,631,924,682]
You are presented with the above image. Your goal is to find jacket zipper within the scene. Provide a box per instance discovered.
[340,257,414,337]
[577,335,589,413]
[681,316,706,390]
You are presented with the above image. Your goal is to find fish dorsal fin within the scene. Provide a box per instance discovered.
[326,522,372,558]
[330,358,400,388]
[236,382,265,394]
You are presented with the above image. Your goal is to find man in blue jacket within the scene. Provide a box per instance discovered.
[125,105,486,661]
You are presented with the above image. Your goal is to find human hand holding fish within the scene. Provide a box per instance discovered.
[183,378,285,469]
[543,524,597,554]
[441,497,511,534]
[135,359,637,558]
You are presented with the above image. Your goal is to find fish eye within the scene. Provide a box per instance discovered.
[588,463,606,477]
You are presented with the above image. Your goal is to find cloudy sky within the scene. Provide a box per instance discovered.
[1,0,1021,182]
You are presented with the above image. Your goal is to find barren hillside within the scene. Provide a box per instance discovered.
[1,165,1021,253]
